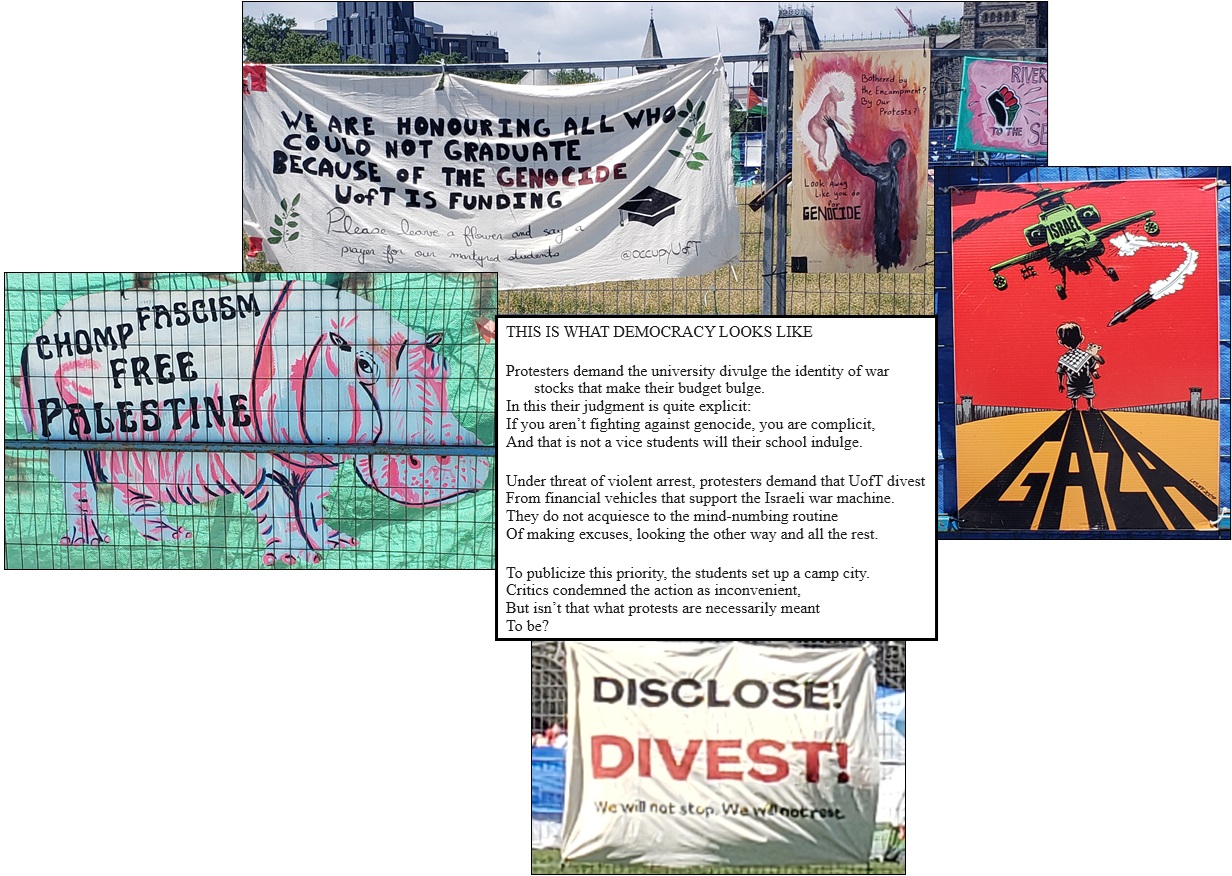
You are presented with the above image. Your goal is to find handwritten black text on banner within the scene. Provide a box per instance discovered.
[242,59,739,288]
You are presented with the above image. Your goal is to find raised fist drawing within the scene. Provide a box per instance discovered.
[987,85,1019,127]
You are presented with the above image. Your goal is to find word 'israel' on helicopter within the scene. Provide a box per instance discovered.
[987,188,1159,299]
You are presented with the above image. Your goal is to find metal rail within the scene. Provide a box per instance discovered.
[275,48,1044,77]
[6,440,495,457]
[277,54,767,74]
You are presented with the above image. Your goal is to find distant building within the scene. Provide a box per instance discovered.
[962,1,1047,49]
[326,2,508,65]
[768,6,822,52]
[433,32,508,64]
[747,5,823,120]
[636,15,665,74]
[328,2,419,63]
[931,2,1048,127]
[413,17,443,54]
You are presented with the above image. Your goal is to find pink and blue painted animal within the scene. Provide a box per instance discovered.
[19,280,490,565]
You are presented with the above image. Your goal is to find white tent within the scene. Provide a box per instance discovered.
[875,687,906,825]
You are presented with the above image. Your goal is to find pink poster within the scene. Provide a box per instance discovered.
[955,57,1047,156]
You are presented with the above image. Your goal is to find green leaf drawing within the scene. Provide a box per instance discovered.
[268,194,302,247]
[668,102,711,170]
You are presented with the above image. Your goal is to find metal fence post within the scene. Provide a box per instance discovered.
[772,38,790,316]
[761,34,791,315]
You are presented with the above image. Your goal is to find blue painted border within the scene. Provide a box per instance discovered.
[935,166,1231,538]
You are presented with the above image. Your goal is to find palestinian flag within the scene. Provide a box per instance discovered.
[747,85,766,115]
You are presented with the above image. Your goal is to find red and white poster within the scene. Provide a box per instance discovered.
[560,641,879,866]
[950,177,1221,531]
[791,49,930,273]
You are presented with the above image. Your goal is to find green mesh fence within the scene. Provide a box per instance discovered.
[4,272,495,569]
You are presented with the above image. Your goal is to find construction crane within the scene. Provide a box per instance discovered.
[895,7,915,33]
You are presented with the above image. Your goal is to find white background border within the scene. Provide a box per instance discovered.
[2,6,1230,874]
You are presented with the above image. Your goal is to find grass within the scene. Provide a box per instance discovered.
[244,187,935,317]
[500,187,935,316]
[243,233,282,272]
[531,850,906,874]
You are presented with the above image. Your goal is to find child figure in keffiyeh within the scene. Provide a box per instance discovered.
[1056,322,1105,410]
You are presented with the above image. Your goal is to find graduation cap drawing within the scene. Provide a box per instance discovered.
[618,186,681,227]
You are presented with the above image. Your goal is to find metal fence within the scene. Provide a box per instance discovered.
[251,44,1052,316]
[255,45,940,316]
[4,272,496,569]
[530,640,906,874]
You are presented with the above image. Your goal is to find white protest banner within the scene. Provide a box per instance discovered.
[561,641,879,867]
[242,60,739,288]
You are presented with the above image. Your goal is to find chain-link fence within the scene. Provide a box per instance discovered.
[530,640,906,874]
[479,51,935,317]
[4,272,496,569]
[251,50,939,316]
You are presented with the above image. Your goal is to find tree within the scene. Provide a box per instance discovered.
[729,105,749,133]
[477,67,528,84]
[916,15,961,35]
[555,69,600,85]
[417,50,470,65]
[242,14,340,64]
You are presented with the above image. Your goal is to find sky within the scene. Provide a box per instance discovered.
[241,2,964,64]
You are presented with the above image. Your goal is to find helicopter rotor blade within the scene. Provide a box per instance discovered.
[951,184,1055,241]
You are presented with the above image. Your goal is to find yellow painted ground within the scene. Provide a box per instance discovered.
[956,412,1064,506]
[957,411,1219,531]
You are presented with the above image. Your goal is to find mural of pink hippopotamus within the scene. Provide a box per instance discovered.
[18,280,490,566]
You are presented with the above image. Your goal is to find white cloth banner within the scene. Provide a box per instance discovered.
[561,641,879,867]
[242,59,739,288]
